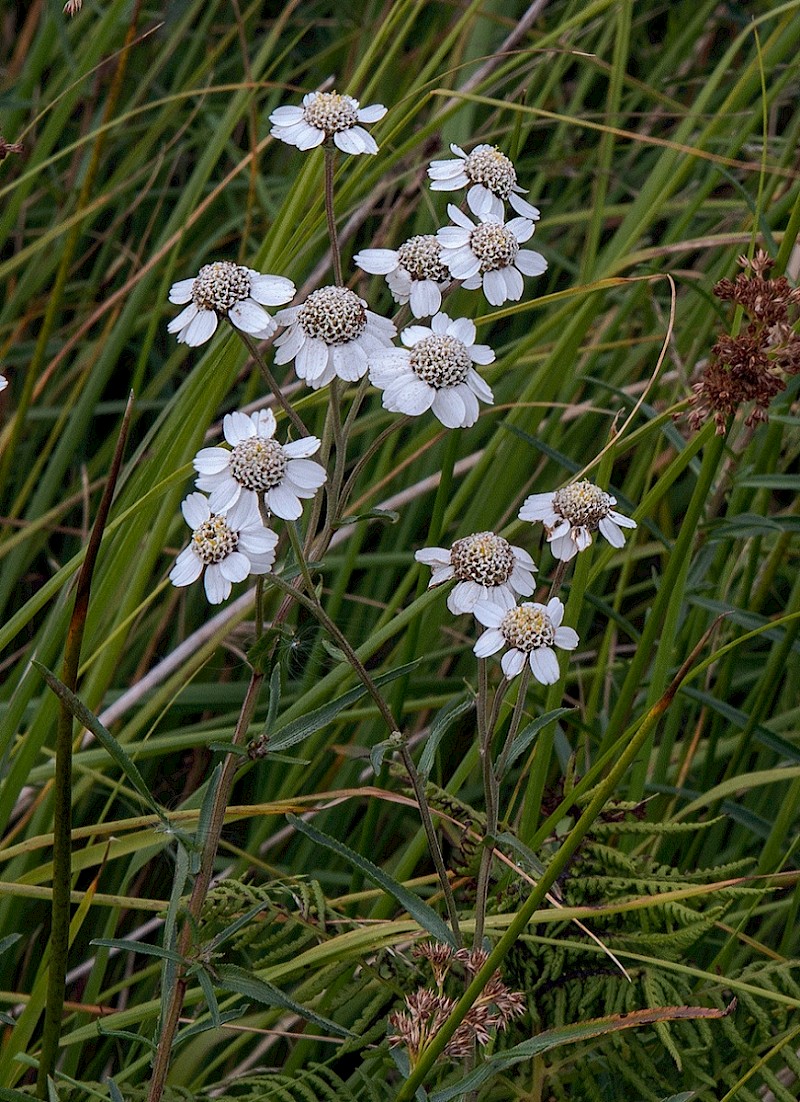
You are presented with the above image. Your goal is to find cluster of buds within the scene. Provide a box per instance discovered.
[687,250,800,433]
[388,943,525,1066]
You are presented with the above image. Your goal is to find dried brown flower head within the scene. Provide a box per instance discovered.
[686,251,800,434]
[388,941,526,1067]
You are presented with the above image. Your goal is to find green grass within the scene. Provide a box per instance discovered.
[2,1,800,1100]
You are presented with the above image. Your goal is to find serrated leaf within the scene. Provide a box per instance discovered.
[266,662,282,729]
[176,1005,248,1042]
[32,661,159,814]
[500,708,573,777]
[335,508,400,528]
[430,1004,733,1102]
[90,938,185,964]
[288,813,456,948]
[418,695,474,778]
[269,660,420,753]
[215,964,354,1038]
[208,741,249,756]
[194,965,221,1028]
[97,1027,156,1052]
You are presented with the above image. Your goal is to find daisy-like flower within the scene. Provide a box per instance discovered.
[354,234,451,318]
[519,479,637,562]
[428,143,541,222]
[415,531,536,615]
[169,492,278,604]
[437,203,546,307]
[167,262,295,347]
[273,285,396,389]
[473,597,579,683]
[269,91,386,155]
[193,408,326,521]
[368,312,494,429]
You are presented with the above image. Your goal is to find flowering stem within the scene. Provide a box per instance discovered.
[496,668,531,781]
[146,669,264,1102]
[473,659,496,950]
[267,570,462,946]
[238,331,310,438]
[324,144,344,287]
[37,396,133,1097]
[548,559,568,600]
[341,414,410,506]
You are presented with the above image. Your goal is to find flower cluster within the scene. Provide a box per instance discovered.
[388,943,525,1066]
[269,91,386,155]
[687,250,800,433]
[416,481,636,682]
[168,262,295,347]
[170,409,326,603]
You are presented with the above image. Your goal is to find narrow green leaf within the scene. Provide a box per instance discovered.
[90,938,185,964]
[215,963,354,1038]
[194,966,221,1028]
[98,1028,156,1052]
[269,660,421,753]
[418,695,474,778]
[108,1079,126,1102]
[266,663,282,730]
[177,1006,248,1042]
[288,814,456,948]
[500,708,573,777]
[431,1008,724,1102]
[208,898,271,951]
[196,762,223,861]
[32,661,159,814]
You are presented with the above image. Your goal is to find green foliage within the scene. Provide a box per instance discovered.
[2,0,800,1098]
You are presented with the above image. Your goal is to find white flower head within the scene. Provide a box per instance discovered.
[428,143,541,222]
[354,235,451,318]
[473,597,578,683]
[368,312,494,429]
[193,408,326,521]
[269,90,386,155]
[168,262,295,347]
[519,479,637,562]
[436,202,546,307]
[169,491,278,605]
[416,531,536,615]
[274,285,396,389]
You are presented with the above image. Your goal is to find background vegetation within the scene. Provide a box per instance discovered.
[1,1,800,1099]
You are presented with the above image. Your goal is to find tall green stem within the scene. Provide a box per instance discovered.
[267,570,462,946]
[324,145,343,287]
[146,669,264,1102]
[238,331,310,438]
[37,397,132,1096]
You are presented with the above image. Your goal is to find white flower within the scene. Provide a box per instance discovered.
[519,480,637,562]
[0,375,7,392]
[354,235,450,318]
[436,202,546,307]
[269,91,386,155]
[169,492,278,604]
[167,262,295,347]
[428,143,541,222]
[193,408,326,521]
[368,312,494,429]
[416,532,536,615]
[274,285,396,389]
[473,597,579,683]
